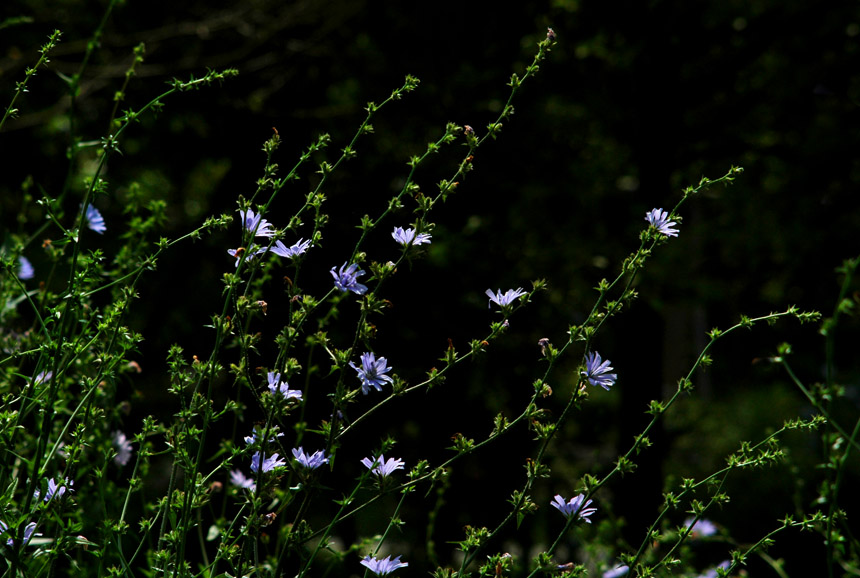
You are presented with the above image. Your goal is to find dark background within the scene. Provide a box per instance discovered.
[3,0,860,575]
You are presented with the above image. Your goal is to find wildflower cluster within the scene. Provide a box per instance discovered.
[0,13,850,578]
[228,208,311,266]
[267,372,302,400]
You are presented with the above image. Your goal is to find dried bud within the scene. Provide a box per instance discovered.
[261,512,277,526]
[538,337,550,356]
[546,27,557,41]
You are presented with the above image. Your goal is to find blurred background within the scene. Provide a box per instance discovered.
[2,0,859,575]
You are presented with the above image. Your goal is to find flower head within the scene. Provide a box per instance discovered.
[645,208,679,237]
[361,554,409,576]
[486,288,526,309]
[33,370,53,385]
[0,520,39,547]
[17,256,34,280]
[269,238,311,259]
[227,248,243,267]
[684,517,717,538]
[35,477,74,502]
[85,204,106,234]
[239,208,275,238]
[331,262,368,294]
[267,372,303,401]
[229,469,256,491]
[538,337,551,356]
[292,447,329,470]
[243,427,284,446]
[227,246,257,267]
[350,352,394,394]
[361,454,405,478]
[602,566,629,578]
[550,493,597,523]
[582,351,617,391]
[250,451,286,473]
[112,430,133,466]
[392,226,432,247]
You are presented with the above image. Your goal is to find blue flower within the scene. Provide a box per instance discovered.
[227,244,269,268]
[361,454,405,478]
[602,566,629,578]
[233,239,310,266]
[331,262,368,294]
[33,370,53,385]
[550,493,597,523]
[243,427,284,446]
[85,204,106,234]
[250,451,286,473]
[361,554,409,576]
[0,520,39,547]
[292,447,329,469]
[17,256,34,280]
[267,372,303,400]
[239,208,275,238]
[350,352,394,394]
[684,517,717,538]
[230,469,256,491]
[645,208,679,237]
[485,288,526,309]
[392,226,432,246]
[227,247,247,267]
[112,430,133,466]
[582,351,617,391]
[269,238,311,259]
[35,477,74,502]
